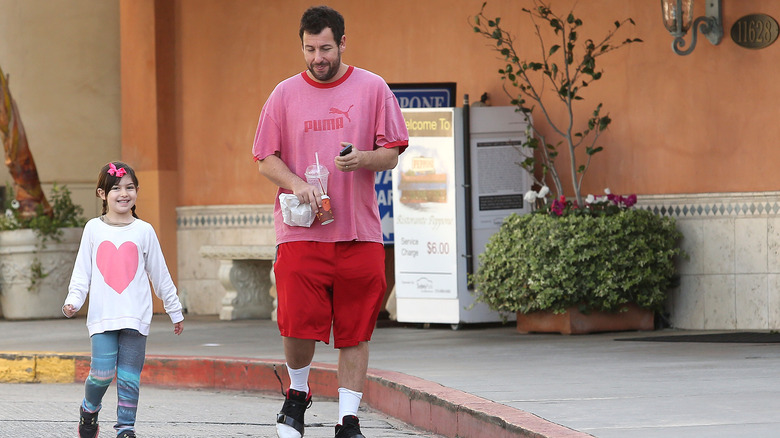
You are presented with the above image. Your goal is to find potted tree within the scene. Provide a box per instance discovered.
[0,63,86,320]
[470,1,684,333]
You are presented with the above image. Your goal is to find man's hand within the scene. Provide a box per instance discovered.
[335,141,399,172]
[335,141,360,172]
[174,321,184,335]
[291,179,322,215]
[258,154,322,215]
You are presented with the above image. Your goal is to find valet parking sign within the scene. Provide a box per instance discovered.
[378,83,456,244]
[392,109,459,300]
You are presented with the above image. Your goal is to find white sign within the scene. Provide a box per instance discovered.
[393,109,458,299]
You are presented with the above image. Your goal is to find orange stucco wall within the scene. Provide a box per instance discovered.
[120,0,179,311]
[120,0,780,211]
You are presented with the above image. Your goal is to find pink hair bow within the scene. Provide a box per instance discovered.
[108,163,127,178]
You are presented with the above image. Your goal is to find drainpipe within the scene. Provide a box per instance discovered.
[462,94,474,284]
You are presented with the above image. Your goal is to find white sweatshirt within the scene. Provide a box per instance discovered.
[64,217,184,336]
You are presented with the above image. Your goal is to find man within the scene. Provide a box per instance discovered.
[252,6,408,438]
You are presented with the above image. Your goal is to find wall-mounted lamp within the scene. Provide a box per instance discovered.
[662,0,723,55]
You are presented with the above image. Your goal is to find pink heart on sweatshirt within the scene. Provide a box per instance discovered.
[96,241,139,294]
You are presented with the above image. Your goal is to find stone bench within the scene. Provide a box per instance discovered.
[199,245,276,321]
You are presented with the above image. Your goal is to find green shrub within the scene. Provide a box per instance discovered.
[1,184,86,290]
[1,183,86,242]
[471,209,683,317]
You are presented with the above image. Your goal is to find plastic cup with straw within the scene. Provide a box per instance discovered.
[305,152,334,224]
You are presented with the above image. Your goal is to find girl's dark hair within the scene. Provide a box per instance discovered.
[96,161,139,218]
[299,6,345,44]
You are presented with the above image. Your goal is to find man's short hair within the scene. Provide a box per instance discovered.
[299,6,345,44]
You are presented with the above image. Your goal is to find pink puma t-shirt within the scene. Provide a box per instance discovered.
[252,66,408,244]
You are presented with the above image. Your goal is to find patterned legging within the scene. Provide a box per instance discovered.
[82,329,147,434]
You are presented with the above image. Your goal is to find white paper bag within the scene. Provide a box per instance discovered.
[279,193,314,227]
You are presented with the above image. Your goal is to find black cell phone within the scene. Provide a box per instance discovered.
[339,144,353,156]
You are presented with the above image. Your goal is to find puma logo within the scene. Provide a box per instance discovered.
[329,105,354,122]
[303,105,354,133]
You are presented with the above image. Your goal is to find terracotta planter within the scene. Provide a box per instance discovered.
[0,228,82,320]
[516,303,654,335]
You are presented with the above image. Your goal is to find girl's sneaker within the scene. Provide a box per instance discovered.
[117,432,136,438]
[78,406,99,438]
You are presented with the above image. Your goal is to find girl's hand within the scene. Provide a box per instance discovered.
[62,304,77,318]
[174,321,184,335]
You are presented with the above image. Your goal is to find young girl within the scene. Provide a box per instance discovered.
[63,161,184,438]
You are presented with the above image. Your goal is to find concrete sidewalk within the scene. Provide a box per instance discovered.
[0,382,449,437]
[2,315,780,437]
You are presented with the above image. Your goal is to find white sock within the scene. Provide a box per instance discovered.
[338,387,363,422]
[286,363,310,394]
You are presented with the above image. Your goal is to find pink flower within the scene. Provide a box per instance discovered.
[551,196,566,216]
[605,191,637,209]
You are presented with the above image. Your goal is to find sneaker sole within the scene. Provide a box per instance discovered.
[276,423,302,438]
[77,424,99,438]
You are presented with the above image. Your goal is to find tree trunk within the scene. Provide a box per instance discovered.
[0,64,51,219]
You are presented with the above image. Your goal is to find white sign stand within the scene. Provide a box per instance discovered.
[393,107,531,325]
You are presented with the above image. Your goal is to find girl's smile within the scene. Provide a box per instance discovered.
[98,174,137,222]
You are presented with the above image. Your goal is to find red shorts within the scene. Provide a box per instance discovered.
[274,241,386,348]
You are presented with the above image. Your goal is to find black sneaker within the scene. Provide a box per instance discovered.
[276,389,312,438]
[78,406,99,438]
[117,432,136,438]
[335,415,365,438]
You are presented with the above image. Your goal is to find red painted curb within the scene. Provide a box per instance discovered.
[72,355,589,438]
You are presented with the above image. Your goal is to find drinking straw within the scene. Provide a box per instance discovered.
[315,152,326,195]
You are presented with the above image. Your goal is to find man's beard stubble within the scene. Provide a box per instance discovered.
[308,55,341,82]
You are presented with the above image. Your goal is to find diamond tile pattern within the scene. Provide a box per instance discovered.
[178,212,274,228]
[641,201,780,218]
